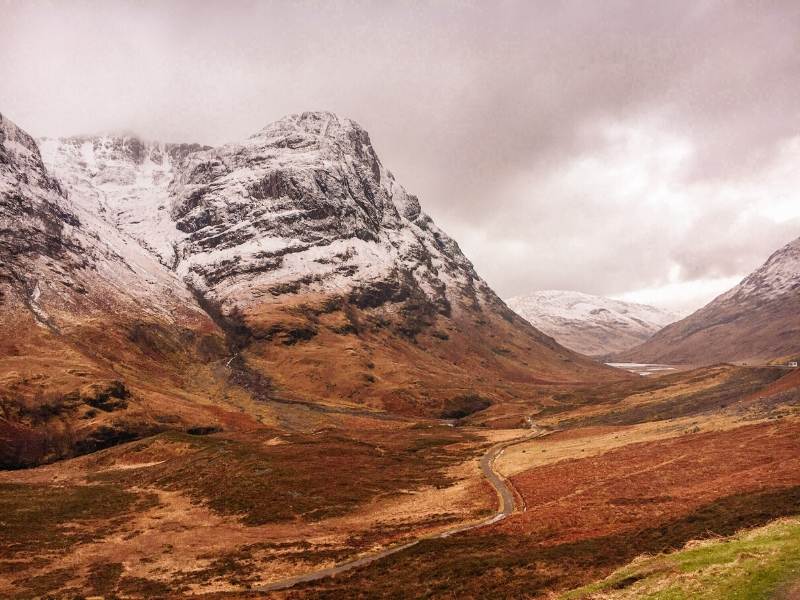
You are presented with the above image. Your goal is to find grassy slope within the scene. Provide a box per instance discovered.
[561,516,800,600]
[292,464,800,597]
[0,424,496,597]
[88,428,480,526]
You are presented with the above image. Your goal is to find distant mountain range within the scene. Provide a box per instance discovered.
[615,236,800,365]
[505,290,678,356]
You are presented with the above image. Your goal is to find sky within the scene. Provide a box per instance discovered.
[2,0,799,314]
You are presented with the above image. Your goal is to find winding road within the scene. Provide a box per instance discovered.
[258,428,541,593]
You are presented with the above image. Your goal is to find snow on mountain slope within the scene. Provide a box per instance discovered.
[615,236,800,365]
[167,112,496,316]
[2,113,207,328]
[505,290,678,356]
[1,111,229,466]
[717,237,800,304]
[39,135,209,266]
[39,113,502,319]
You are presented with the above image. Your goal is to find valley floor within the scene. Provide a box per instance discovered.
[1,364,798,599]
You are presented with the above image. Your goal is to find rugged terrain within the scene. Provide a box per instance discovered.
[289,364,800,599]
[2,110,621,469]
[616,236,800,365]
[2,109,798,598]
[1,112,226,469]
[2,355,797,598]
[505,290,678,356]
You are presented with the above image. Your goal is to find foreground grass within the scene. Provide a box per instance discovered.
[294,486,800,598]
[0,482,159,598]
[0,482,152,555]
[561,516,800,600]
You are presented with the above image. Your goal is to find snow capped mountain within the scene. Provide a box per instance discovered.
[616,236,800,365]
[505,290,678,356]
[165,111,498,317]
[717,237,800,304]
[1,111,225,465]
[39,112,500,321]
[2,109,619,426]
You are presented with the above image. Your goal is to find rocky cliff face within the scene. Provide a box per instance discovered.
[505,290,678,356]
[40,113,517,336]
[3,116,212,330]
[167,112,502,319]
[616,236,800,365]
[1,113,223,468]
[1,112,83,321]
[46,114,497,310]
[37,112,554,348]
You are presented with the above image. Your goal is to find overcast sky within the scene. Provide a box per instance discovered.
[2,0,799,313]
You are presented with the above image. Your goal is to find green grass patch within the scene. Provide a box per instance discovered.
[562,516,800,599]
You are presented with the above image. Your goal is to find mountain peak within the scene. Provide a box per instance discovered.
[726,235,800,302]
[254,111,361,138]
[248,111,375,159]
[0,112,39,156]
[168,109,479,315]
[0,113,54,191]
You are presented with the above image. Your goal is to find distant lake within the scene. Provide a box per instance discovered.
[606,362,678,376]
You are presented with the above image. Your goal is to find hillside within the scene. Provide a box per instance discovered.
[615,236,800,365]
[1,111,622,468]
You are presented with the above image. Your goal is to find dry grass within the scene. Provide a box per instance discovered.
[290,420,800,599]
[0,424,499,596]
[495,412,762,478]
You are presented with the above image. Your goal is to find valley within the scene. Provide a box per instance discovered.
[1,108,799,599]
[1,359,797,598]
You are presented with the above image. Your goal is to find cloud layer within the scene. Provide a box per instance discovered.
[2,0,799,312]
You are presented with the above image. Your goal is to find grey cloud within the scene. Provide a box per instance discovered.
[671,212,800,281]
[2,0,799,311]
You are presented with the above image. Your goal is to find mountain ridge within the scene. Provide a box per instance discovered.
[1,110,623,467]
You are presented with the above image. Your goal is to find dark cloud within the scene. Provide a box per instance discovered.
[2,0,799,310]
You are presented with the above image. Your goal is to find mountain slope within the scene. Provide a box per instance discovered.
[505,290,678,356]
[38,112,622,415]
[2,110,624,466]
[615,236,800,365]
[0,112,230,468]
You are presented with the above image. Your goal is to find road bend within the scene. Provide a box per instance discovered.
[258,427,544,592]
